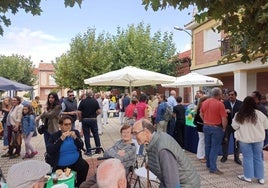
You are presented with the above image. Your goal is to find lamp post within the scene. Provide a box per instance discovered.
[174,26,192,37]
[174,26,195,103]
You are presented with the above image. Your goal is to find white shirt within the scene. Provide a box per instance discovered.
[232,110,268,143]
[102,98,109,111]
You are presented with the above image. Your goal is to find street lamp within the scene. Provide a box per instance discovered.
[174,26,194,103]
[174,26,192,37]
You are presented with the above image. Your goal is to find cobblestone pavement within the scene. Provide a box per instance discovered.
[1,117,268,187]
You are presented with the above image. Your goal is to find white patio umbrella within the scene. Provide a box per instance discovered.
[162,72,223,102]
[84,66,176,93]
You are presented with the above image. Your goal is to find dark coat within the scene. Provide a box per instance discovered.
[46,129,84,171]
[224,99,242,126]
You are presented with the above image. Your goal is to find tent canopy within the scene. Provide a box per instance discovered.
[0,76,33,91]
[84,66,176,93]
[161,72,223,88]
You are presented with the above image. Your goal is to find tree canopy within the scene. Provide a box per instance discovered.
[142,0,268,63]
[0,54,37,86]
[0,0,82,35]
[54,22,176,90]
[2,0,267,64]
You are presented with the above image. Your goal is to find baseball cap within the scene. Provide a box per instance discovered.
[7,160,51,188]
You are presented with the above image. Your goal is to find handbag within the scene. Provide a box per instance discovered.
[37,118,48,135]
[10,131,22,147]
[0,122,3,133]
[37,124,47,135]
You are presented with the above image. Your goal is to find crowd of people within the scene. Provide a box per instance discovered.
[1,87,268,187]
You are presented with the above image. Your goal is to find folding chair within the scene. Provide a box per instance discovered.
[132,154,160,188]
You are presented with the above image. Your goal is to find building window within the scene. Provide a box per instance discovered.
[203,29,221,52]
[221,37,240,56]
[49,75,56,86]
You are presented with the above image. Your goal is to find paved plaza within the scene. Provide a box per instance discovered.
[1,117,268,187]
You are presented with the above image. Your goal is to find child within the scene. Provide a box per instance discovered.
[21,104,38,159]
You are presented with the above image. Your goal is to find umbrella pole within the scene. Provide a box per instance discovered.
[192,85,195,104]
[129,82,132,96]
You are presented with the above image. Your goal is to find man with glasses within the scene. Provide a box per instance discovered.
[221,90,242,164]
[132,119,200,187]
[61,90,77,129]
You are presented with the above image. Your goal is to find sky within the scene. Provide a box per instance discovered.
[0,0,194,66]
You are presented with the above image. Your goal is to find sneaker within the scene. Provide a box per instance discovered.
[22,153,31,160]
[220,157,227,163]
[237,175,252,183]
[199,158,207,163]
[1,153,10,158]
[210,169,224,175]
[258,179,265,184]
[31,151,38,157]
[9,154,20,159]
[2,146,8,150]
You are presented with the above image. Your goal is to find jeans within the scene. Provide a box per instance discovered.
[203,125,224,172]
[3,122,9,146]
[82,118,101,153]
[239,141,264,179]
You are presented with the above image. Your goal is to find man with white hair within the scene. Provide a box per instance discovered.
[97,158,127,188]
[167,90,177,108]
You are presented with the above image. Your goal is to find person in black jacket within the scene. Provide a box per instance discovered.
[221,90,242,164]
[46,116,89,187]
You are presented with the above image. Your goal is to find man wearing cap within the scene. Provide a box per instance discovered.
[7,160,51,188]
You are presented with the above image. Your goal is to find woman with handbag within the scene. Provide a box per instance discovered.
[1,96,12,150]
[36,92,61,149]
[1,96,23,159]
[21,104,38,159]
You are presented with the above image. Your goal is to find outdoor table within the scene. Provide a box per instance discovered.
[184,117,234,155]
[46,171,76,188]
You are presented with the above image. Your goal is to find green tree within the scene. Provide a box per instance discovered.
[54,23,177,90]
[111,22,176,75]
[54,28,113,90]
[0,54,37,85]
[0,0,82,35]
[142,0,268,63]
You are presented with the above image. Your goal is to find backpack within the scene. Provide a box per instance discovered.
[163,104,173,121]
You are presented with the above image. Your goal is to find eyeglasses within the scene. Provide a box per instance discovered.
[131,129,144,136]
[69,95,74,97]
